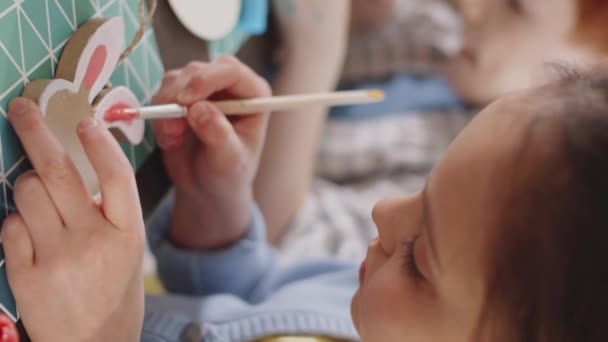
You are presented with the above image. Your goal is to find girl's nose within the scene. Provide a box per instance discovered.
[371,197,409,254]
[372,193,424,254]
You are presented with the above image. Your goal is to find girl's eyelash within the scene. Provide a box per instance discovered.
[508,0,525,15]
[402,235,424,282]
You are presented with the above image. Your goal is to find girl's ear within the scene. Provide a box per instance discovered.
[55,17,125,103]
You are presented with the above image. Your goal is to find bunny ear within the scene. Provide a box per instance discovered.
[82,45,108,91]
[55,17,125,103]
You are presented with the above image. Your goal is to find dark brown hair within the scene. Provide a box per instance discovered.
[575,0,608,53]
[479,68,608,341]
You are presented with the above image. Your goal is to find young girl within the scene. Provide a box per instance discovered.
[3,57,608,341]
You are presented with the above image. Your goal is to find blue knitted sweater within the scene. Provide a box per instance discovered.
[141,194,360,342]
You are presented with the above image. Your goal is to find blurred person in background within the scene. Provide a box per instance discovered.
[445,0,608,104]
[152,0,350,244]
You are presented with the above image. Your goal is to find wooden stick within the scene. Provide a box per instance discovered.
[108,90,385,121]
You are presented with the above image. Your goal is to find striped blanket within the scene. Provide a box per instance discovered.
[278,0,467,263]
[279,111,472,263]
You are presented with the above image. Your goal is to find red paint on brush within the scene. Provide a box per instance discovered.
[103,103,138,124]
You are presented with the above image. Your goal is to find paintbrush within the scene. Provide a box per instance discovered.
[104,89,385,122]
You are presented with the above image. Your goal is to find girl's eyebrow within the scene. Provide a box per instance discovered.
[422,184,442,272]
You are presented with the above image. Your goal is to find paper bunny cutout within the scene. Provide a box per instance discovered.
[23,17,144,195]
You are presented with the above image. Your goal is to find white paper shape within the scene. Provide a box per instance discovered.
[167,0,242,40]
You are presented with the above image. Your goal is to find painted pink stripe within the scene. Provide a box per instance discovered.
[83,45,107,91]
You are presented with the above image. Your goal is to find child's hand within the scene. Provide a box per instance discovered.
[2,98,145,342]
[152,57,271,250]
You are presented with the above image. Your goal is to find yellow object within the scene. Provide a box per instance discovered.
[256,337,349,342]
[144,274,165,295]
[367,90,385,100]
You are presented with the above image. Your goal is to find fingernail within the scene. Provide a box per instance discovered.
[165,139,179,149]
[160,136,180,149]
[163,120,182,135]
[8,98,28,115]
[192,103,210,125]
[178,87,197,103]
[77,117,99,133]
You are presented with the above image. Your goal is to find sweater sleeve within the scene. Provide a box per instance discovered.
[146,192,279,300]
[146,192,354,304]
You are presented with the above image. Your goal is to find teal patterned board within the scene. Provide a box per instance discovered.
[0,249,17,325]
[0,0,165,324]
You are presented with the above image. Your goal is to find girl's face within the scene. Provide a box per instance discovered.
[352,93,539,341]
[444,0,602,104]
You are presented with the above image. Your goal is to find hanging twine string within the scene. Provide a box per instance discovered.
[119,0,158,63]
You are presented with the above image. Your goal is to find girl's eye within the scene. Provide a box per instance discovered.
[508,0,525,15]
[402,235,424,283]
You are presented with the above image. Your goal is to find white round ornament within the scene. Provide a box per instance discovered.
[167,0,242,40]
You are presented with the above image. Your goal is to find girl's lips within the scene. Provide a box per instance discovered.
[459,46,477,64]
[359,260,366,284]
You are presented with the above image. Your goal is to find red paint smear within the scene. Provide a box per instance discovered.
[0,314,18,342]
[104,103,138,124]
[83,45,107,91]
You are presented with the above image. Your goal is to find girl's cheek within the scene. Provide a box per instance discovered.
[359,265,403,318]
[416,236,434,280]
[358,258,436,339]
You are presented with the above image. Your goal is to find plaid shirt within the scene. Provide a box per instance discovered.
[341,0,461,84]
[280,111,472,263]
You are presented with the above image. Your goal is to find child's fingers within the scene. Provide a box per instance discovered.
[150,119,195,187]
[1,214,34,268]
[187,101,243,168]
[190,101,269,156]
[151,69,186,106]
[7,98,98,226]
[77,118,142,230]
[151,72,189,151]
[13,171,64,253]
[151,118,188,150]
[230,110,270,151]
[178,56,271,105]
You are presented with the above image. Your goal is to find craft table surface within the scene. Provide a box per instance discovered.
[0,0,165,324]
